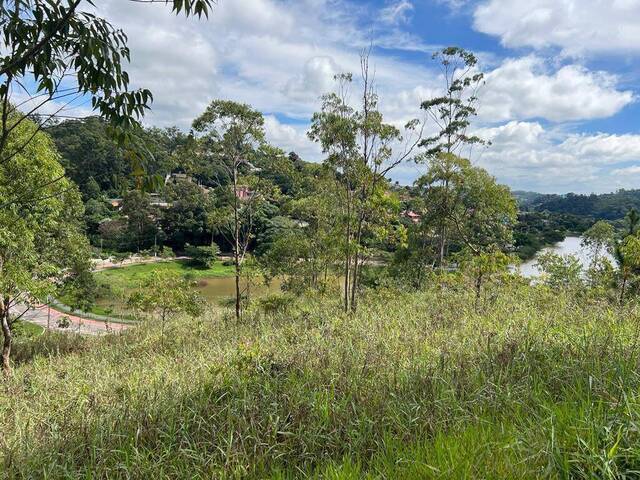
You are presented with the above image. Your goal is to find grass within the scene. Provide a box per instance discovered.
[12,321,44,338]
[94,259,235,291]
[58,259,235,318]
[4,279,640,478]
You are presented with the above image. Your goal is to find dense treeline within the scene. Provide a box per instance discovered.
[515,189,640,220]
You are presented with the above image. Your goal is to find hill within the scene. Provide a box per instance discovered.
[515,189,640,220]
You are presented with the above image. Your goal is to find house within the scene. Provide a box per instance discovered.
[236,185,252,200]
[402,210,421,224]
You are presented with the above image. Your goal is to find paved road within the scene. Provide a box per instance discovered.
[11,303,129,335]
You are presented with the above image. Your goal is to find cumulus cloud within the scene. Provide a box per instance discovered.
[263,115,321,160]
[474,122,640,192]
[480,56,634,122]
[283,57,343,102]
[473,0,640,55]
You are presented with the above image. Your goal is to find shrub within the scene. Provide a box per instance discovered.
[185,243,220,268]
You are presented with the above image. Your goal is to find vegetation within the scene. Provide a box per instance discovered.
[0,115,91,374]
[516,189,640,221]
[4,281,640,478]
[3,3,640,474]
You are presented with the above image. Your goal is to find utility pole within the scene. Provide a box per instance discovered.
[47,295,51,329]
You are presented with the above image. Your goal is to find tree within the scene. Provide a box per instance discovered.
[581,220,614,267]
[127,271,205,345]
[0,115,91,374]
[459,249,512,312]
[0,0,213,204]
[161,179,211,249]
[185,243,220,269]
[418,47,486,266]
[191,100,274,320]
[308,50,423,311]
[121,190,163,252]
[536,253,583,291]
[414,154,516,281]
[415,153,469,267]
[614,234,640,304]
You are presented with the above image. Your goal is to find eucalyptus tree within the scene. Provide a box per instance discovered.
[309,50,423,311]
[581,220,614,267]
[418,47,486,267]
[0,115,90,375]
[192,100,278,320]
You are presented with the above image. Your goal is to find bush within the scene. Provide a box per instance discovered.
[57,316,71,328]
[256,293,294,315]
[185,243,221,268]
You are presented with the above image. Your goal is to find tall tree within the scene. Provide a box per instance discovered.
[418,47,486,266]
[309,50,423,311]
[192,100,273,320]
[0,115,91,374]
[581,220,614,267]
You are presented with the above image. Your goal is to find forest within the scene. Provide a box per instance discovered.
[3,1,640,478]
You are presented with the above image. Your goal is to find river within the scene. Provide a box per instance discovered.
[518,236,614,278]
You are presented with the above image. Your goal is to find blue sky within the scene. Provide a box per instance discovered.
[63,0,640,193]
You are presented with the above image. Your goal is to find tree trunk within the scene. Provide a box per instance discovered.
[620,275,628,305]
[438,224,446,269]
[1,297,12,376]
[233,167,242,321]
[343,188,352,312]
[350,212,365,312]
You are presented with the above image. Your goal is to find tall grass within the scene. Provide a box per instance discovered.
[2,280,640,478]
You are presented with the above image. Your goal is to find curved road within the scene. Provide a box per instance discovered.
[11,303,129,335]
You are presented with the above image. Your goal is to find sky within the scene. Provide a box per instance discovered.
[67,0,640,194]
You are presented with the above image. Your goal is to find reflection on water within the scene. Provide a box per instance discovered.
[518,236,614,278]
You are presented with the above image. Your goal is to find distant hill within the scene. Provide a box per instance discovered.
[513,189,640,220]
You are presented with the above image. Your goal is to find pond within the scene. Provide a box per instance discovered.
[194,276,284,301]
[517,236,614,278]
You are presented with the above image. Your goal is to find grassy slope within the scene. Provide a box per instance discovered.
[3,282,640,478]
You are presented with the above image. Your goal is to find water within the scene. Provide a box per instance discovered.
[518,236,614,278]
[194,277,283,301]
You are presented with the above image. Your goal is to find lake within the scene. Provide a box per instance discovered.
[518,236,614,278]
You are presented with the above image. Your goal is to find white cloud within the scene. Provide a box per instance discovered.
[473,0,640,55]
[380,1,414,25]
[612,165,640,176]
[474,122,640,192]
[263,115,321,159]
[480,56,634,122]
[283,57,343,103]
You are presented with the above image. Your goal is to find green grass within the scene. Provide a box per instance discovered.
[4,280,640,478]
[12,320,45,338]
[57,260,235,318]
[95,259,235,291]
